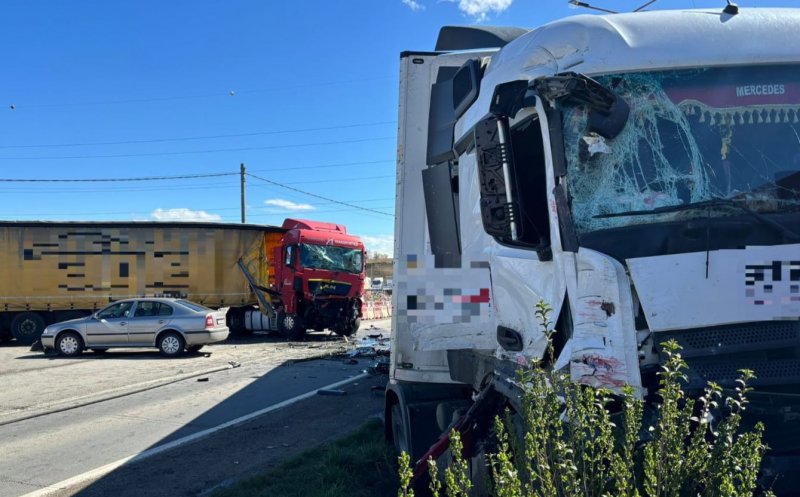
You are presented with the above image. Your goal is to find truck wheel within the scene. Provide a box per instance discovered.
[228,309,253,336]
[277,312,305,340]
[56,331,84,357]
[158,332,185,357]
[335,318,360,337]
[11,312,46,345]
[390,402,411,455]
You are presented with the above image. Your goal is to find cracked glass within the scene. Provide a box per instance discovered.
[561,64,800,235]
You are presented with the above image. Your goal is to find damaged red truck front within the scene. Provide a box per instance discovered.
[271,218,366,339]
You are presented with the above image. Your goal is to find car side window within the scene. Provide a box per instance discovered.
[134,301,155,317]
[97,302,133,319]
[156,303,173,316]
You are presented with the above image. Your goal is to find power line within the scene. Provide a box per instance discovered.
[0,121,396,149]
[249,159,393,172]
[0,136,395,160]
[0,159,394,186]
[0,172,235,183]
[246,172,393,217]
[0,178,393,195]
[12,77,391,109]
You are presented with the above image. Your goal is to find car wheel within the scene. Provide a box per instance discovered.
[56,332,84,357]
[11,312,46,345]
[186,345,204,354]
[158,332,185,357]
[277,312,305,340]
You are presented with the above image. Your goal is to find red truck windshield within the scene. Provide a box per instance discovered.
[299,243,363,273]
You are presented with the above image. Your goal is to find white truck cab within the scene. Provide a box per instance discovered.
[387,7,800,484]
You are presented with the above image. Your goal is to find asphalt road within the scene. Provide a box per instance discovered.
[0,318,392,497]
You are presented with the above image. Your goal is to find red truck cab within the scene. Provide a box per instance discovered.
[272,218,366,338]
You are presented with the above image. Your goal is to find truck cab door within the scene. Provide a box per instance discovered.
[280,244,299,312]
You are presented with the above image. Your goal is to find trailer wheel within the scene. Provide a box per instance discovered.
[277,312,305,340]
[11,312,46,345]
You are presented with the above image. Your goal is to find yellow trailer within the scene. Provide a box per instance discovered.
[0,221,284,344]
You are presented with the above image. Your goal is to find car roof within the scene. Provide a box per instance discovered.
[110,297,181,304]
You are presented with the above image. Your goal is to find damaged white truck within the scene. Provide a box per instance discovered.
[385,6,800,487]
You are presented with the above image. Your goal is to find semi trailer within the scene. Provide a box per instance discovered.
[386,6,800,487]
[0,218,366,344]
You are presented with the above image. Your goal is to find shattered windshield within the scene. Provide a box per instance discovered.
[562,64,800,235]
[299,243,363,273]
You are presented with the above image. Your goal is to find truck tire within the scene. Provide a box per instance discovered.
[335,318,360,337]
[228,308,253,336]
[277,312,305,340]
[390,402,412,456]
[11,312,46,345]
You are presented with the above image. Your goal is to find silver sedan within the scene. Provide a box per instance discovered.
[40,298,229,357]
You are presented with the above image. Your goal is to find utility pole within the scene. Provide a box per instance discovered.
[240,163,246,224]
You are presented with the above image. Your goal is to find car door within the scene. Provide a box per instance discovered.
[128,300,173,345]
[84,301,134,346]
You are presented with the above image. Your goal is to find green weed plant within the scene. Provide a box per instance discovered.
[398,302,771,497]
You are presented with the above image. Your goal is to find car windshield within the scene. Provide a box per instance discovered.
[175,299,212,312]
[561,64,800,235]
[299,243,363,273]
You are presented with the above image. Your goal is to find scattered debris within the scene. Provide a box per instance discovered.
[367,356,390,375]
[344,358,358,365]
[317,388,347,396]
[346,334,390,358]
[197,377,209,382]
[228,361,241,368]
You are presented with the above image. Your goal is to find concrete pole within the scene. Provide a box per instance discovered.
[240,163,246,224]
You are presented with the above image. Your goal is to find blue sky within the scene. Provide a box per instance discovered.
[0,0,794,255]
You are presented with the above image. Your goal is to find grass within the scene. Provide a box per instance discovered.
[211,418,398,497]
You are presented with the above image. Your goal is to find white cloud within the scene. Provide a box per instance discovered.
[402,0,425,11]
[150,208,222,222]
[457,0,512,20]
[360,235,395,257]
[264,199,315,211]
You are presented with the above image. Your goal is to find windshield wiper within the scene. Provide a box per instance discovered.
[594,198,800,241]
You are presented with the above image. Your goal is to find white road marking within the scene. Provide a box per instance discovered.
[19,372,370,497]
